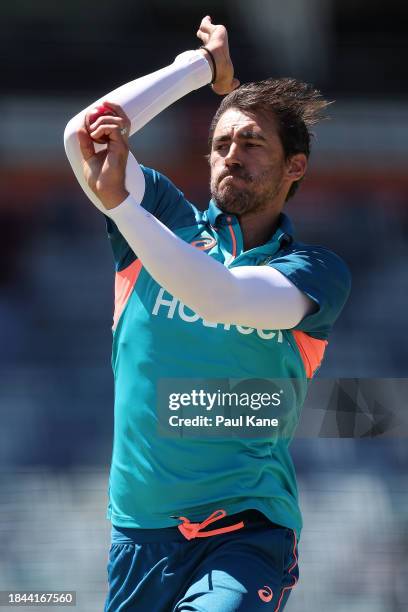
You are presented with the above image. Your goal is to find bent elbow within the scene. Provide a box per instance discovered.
[63,118,76,158]
[63,113,84,155]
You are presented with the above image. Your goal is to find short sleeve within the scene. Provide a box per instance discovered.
[268,245,352,339]
[105,165,200,270]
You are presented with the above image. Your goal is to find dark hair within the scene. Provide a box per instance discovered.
[208,78,333,201]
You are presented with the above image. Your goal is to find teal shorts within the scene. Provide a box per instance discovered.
[104,509,299,611]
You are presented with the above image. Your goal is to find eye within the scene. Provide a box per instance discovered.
[245,142,260,148]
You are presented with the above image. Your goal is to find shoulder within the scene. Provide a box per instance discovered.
[138,164,203,224]
[270,241,352,289]
[267,241,352,338]
[138,164,182,202]
[139,163,175,189]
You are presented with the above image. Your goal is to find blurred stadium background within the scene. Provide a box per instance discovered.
[1,1,407,610]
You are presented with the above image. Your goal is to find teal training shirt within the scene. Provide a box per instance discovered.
[104,165,352,540]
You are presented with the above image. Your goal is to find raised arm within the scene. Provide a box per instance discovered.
[71,17,317,331]
[63,50,211,213]
[63,16,239,212]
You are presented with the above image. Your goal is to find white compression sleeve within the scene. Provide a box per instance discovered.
[64,52,313,330]
[63,50,212,213]
[107,195,315,330]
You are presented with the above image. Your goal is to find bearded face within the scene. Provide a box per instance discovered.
[209,108,288,216]
[210,165,285,216]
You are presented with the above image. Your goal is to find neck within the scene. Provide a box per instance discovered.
[238,206,283,251]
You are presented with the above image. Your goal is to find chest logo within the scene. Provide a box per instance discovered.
[191,237,217,251]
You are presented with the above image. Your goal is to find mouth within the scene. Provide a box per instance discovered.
[220,175,247,185]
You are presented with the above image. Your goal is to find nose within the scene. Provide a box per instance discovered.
[224,142,242,168]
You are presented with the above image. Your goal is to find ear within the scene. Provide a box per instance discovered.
[285,153,307,182]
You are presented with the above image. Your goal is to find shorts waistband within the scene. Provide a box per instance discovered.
[111,509,284,544]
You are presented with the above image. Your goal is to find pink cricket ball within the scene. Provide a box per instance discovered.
[86,104,117,144]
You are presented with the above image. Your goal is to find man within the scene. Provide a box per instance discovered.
[64,15,351,612]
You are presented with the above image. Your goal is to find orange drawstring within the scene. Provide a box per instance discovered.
[174,509,245,541]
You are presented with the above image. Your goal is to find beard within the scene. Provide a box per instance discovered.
[210,166,284,216]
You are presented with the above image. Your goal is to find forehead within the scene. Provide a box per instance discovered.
[212,108,278,140]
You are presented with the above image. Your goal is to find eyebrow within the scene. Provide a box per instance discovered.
[213,130,267,145]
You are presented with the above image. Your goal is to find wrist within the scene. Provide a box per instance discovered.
[100,189,130,211]
[197,47,216,84]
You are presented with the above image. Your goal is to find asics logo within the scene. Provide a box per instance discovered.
[258,585,273,602]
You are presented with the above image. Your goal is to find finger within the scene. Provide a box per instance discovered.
[197,16,215,37]
[88,115,125,132]
[198,15,215,35]
[196,30,209,45]
[232,78,240,90]
[89,123,129,144]
[101,100,131,127]
[77,125,96,161]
